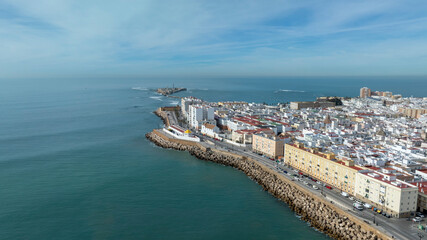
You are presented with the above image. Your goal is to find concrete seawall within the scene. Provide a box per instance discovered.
[146,130,391,240]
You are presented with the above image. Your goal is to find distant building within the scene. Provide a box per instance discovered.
[399,108,427,119]
[360,87,371,98]
[252,134,284,159]
[290,101,335,110]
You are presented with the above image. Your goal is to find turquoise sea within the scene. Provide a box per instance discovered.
[1,77,426,240]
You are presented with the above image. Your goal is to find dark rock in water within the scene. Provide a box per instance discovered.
[156,87,186,96]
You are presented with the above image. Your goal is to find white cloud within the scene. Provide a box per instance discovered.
[0,0,426,78]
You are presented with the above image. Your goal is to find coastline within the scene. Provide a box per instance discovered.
[146,110,391,240]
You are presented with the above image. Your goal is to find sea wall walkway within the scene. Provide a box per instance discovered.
[146,129,391,240]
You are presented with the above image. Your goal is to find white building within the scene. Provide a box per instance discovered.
[188,105,215,129]
[181,97,203,119]
[201,123,219,138]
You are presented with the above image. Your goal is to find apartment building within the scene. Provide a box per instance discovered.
[284,142,362,195]
[252,134,284,159]
[360,87,371,98]
[355,171,418,218]
[188,105,215,129]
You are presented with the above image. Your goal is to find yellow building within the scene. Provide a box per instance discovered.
[355,171,418,218]
[284,143,362,195]
[252,134,284,159]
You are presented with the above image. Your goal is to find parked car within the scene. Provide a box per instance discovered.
[385,214,391,218]
[364,203,372,209]
[293,169,298,173]
[326,185,332,190]
[316,181,322,185]
[312,185,319,190]
[416,212,425,218]
[294,176,300,181]
[286,172,292,176]
[341,192,349,197]
[349,196,355,201]
[377,209,382,214]
[413,217,423,222]
[355,200,363,205]
[303,181,308,185]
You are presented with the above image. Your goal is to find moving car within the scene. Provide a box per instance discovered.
[326,186,332,190]
[303,181,308,185]
[349,196,355,201]
[363,203,372,209]
[413,217,423,222]
[312,185,319,190]
[283,170,288,174]
[341,192,349,197]
[353,203,363,211]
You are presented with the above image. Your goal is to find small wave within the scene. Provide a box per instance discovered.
[187,88,208,91]
[279,89,306,93]
[132,87,148,91]
[149,96,163,101]
[169,101,179,105]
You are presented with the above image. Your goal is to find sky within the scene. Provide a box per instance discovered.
[1,0,427,78]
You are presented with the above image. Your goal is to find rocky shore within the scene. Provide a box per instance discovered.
[146,130,389,240]
[154,108,170,126]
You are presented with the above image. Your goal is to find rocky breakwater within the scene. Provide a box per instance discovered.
[146,131,389,240]
[154,108,170,127]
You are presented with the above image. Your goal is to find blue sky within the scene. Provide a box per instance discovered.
[1,0,427,78]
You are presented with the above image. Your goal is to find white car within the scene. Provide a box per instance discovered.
[353,203,363,211]
[312,185,319,190]
[316,181,322,185]
[363,203,372,209]
[349,196,355,201]
[303,181,308,185]
[286,172,292,176]
[341,192,349,197]
[413,217,423,222]
[294,176,300,181]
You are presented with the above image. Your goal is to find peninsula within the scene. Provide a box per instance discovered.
[147,88,427,240]
[156,87,186,96]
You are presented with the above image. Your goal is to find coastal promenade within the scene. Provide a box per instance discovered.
[147,107,427,240]
[146,107,394,239]
[147,128,390,239]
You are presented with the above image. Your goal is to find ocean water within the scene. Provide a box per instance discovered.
[1,77,426,240]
